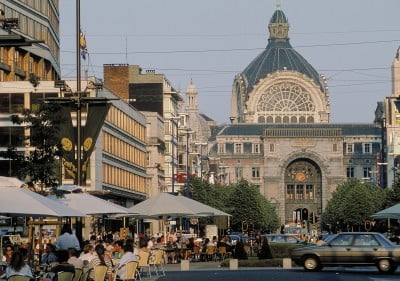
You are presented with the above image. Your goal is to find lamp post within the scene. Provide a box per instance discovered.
[168,117,180,194]
[183,130,194,197]
[195,142,207,180]
[76,0,83,186]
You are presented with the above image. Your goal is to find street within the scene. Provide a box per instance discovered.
[156,267,400,281]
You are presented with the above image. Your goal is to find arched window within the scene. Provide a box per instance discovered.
[257,82,315,112]
[299,116,306,123]
[291,116,297,123]
[283,116,289,123]
[258,116,265,123]
[307,116,314,123]
[266,116,274,123]
[275,116,282,123]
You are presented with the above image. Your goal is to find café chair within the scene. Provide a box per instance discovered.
[93,265,108,281]
[137,251,151,278]
[114,261,138,281]
[149,250,165,276]
[72,268,82,281]
[57,271,74,281]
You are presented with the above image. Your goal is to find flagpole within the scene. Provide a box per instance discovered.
[76,0,82,186]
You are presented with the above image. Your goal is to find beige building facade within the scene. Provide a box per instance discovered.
[0,0,60,81]
[209,8,382,228]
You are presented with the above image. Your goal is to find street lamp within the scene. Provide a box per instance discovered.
[167,116,180,194]
[181,129,194,197]
[194,142,207,180]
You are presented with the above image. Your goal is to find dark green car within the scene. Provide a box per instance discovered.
[290,232,400,273]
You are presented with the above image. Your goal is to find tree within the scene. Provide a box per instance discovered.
[322,179,385,232]
[383,174,400,208]
[228,180,279,232]
[2,103,65,192]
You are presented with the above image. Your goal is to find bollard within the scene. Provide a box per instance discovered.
[229,259,238,270]
[181,259,190,271]
[282,258,292,269]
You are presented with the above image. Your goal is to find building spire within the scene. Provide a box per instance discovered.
[276,0,281,10]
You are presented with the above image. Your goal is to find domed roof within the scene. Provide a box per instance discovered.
[270,9,288,24]
[240,10,325,93]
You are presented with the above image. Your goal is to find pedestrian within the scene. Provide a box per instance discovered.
[55,224,80,251]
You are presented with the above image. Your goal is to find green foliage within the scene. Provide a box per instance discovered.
[2,103,65,192]
[189,178,279,233]
[321,179,385,232]
[268,243,304,259]
[228,180,279,232]
[383,175,400,208]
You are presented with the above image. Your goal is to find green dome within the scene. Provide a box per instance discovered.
[270,9,288,24]
[241,10,325,93]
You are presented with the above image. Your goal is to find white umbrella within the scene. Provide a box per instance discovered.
[0,187,85,217]
[126,192,230,218]
[52,193,131,215]
[0,176,26,188]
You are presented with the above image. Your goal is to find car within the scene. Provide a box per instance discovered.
[290,232,400,273]
[262,234,306,244]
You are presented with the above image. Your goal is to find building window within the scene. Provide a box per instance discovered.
[296,185,304,199]
[346,143,354,154]
[252,167,260,178]
[347,167,354,178]
[235,167,243,179]
[234,143,243,154]
[252,143,260,154]
[363,143,371,154]
[333,143,338,152]
[269,143,275,152]
[363,167,372,178]
[305,185,314,200]
[286,185,294,199]
[217,143,225,154]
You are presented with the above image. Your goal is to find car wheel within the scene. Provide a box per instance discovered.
[377,259,395,273]
[303,255,321,272]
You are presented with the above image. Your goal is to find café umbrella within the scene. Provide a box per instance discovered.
[126,192,230,218]
[0,187,85,217]
[52,193,132,215]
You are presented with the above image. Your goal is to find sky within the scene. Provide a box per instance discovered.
[59,0,400,125]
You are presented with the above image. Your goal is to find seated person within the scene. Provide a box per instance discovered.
[115,244,137,279]
[112,240,124,260]
[2,244,13,264]
[41,243,58,265]
[79,244,95,264]
[88,244,113,281]
[6,249,34,280]
[51,250,75,280]
[68,248,83,269]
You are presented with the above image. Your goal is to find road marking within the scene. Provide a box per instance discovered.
[369,278,399,281]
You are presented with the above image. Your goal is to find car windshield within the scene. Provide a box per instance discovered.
[330,234,354,246]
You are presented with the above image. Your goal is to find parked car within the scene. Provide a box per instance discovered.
[290,232,400,273]
[262,234,305,244]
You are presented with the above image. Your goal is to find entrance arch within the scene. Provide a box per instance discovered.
[284,158,322,225]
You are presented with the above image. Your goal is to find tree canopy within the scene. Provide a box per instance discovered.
[322,179,385,232]
[2,103,65,191]
[189,178,279,233]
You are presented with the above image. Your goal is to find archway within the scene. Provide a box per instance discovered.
[284,158,322,228]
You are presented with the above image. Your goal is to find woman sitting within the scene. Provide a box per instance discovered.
[6,249,34,280]
[88,244,112,281]
[1,244,13,264]
[41,243,58,265]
